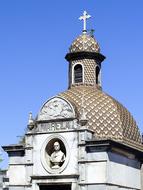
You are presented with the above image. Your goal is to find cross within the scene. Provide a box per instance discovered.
[79,11,91,33]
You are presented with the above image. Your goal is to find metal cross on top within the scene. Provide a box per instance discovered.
[79,11,91,33]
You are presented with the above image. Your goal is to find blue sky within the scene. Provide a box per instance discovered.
[0,0,143,168]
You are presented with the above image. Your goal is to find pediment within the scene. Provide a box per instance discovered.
[37,97,76,121]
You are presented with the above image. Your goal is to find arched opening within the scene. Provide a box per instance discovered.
[74,64,83,83]
[96,66,100,84]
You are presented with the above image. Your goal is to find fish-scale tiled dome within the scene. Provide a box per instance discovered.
[70,33,100,53]
[59,85,143,150]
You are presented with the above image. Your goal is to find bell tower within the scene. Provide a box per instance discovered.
[65,11,105,89]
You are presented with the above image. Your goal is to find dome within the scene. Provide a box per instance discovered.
[59,85,143,150]
[69,33,100,53]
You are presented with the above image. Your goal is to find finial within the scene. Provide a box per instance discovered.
[28,112,33,124]
[90,29,95,37]
[79,108,88,126]
[79,89,88,126]
[28,112,35,130]
[79,11,91,33]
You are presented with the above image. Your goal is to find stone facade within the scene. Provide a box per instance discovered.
[2,96,143,190]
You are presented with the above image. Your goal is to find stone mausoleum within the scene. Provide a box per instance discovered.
[2,11,143,190]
